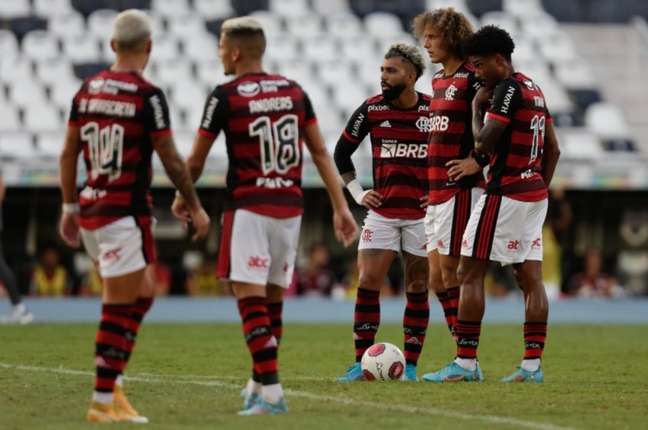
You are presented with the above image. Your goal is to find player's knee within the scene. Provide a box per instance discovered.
[358,272,383,291]
[406,279,427,293]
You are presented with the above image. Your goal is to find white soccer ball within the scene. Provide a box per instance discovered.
[360,342,406,381]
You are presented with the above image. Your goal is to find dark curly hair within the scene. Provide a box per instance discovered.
[412,8,474,59]
[463,25,515,61]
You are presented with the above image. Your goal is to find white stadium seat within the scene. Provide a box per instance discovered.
[364,12,403,40]
[171,81,210,112]
[9,80,48,108]
[150,37,181,63]
[480,11,520,37]
[195,60,225,86]
[278,61,314,85]
[0,132,37,159]
[0,58,34,84]
[151,0,191,17]
[193,0,234,20]
[87,9,118,38]
[340,37,378,61]
[63,36,101,63]
[0,0,30,18]
[22,30,60,62]
[36,131,66,158]
[183,34,219,62]
[0,105,22,132]
[333,82,371,114]
[285,14,324,41]
[35,59,77,87]
[269,0,310,18]
[0,30,20,61]
[325,14,363,40]
[33,0,74,17]
[585,103,631,140]
[167,14,210,38]
[265,37,300,63]
[312,0,352,16]
[503,0,546,18]
[250,11,284,39]
[317,62,355,87]
[555,60,597,90]
[49,77,82,110]
[48,12,86,39]
[558,128,605,161]
[23,105,62,132]
[302,38,338,64]
[154,61,194,87]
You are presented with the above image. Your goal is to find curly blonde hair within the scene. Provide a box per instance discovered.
[412,8,474,59]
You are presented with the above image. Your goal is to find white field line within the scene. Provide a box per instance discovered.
[0,362,574,430]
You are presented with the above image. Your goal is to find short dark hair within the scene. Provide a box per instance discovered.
[463,25,515,61]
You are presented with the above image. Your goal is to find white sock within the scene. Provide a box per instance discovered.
[521,359,540,372]
[245,378,262,396]
[115,375,124,387]
[92,391,114,404]
[13,303,26,313]
[261,383,283,404]
[454,357,477,371]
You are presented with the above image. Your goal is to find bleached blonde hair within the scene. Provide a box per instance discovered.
[112,9,152,51]
[220,16,266,57]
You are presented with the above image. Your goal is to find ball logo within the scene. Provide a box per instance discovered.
[362,370,376,381]
[366,343,385,357]
[237,81,260,97]
[388,362,404,379]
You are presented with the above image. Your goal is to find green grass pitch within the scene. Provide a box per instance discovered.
[1,323,647,429]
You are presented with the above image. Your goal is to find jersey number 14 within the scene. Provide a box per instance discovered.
[81,122,124,181]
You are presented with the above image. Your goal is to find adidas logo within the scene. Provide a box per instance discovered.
[379,120,391,128]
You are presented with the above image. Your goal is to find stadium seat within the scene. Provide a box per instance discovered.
[558,128,605,160]
[364,12,404,40]
[317,62,355,87]
[48,12,86,39]
[173,131,195,157]
[33,0,74,17]
[195,60,225,86]
[193,0,234,20]
[503,0,545,18]
[333,82,371,115]
[555,60,597,90]
[265,37,300,63]
[269,0,311,18]
[0,0,31,18]
[303,38,338,64]
[511,37,539,65]
[154,61,194,87]
[151,0,191,17]
[0,58,34,84]
[182,34,219,62]
[87,9,119,38]
[376,34,417,56]
[36,131,65,158]
[312,0,352,16]
[185,105,205,131]
[49,77,82,111]
[278,61,314,85]
[167,14,210,38]
[585,103,631,140]
[22,30,61,62]
[23,105,61,132]
[340,37,378,61]
[149,37,181,63]
[0,132,37,159]
[0,30,20,61]
[249,11,284,39]
[480,11,520,37]
[36,59,77,87]
[325,13,363,39]
[171,81,210,112]
[357,59,384,90]
[9,80,48,108]
[0,105,22,133]
[63,36,102,63]
[285,14,325,40]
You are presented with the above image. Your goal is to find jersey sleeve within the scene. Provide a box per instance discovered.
[467,71,481,104]
[143,87,172,138]
[485,79,522,125]
[303,91,317,126]
[340,101,370,145]
[197,86,228,139]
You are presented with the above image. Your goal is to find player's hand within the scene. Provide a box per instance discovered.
[171,194,191,224]
[59,212,80,248]
[360,190,383,209]
[473,86,493,106]
[188,207,210,241]
[419,195,429,208]
[333,207,359,248]
[446,157,482,181]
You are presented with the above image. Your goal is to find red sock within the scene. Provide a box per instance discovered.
[95,304,133,393]
[403,291,429,366]
[523,321,547,360]
[267,301,283,345]
[238,297,278,385]
[122,297,154,365]
[354,288,380,362]
[436,286,459,334]
[455,320,481,359]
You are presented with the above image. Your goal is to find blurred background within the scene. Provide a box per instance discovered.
[1,0,648,306]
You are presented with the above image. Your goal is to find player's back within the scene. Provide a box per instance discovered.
[69,69,171,229]
[485,72,550,202]
[198,73,316,218]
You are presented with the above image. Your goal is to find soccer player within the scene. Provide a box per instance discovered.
[0,168,33,324]
[334,44,431,382]
[171,17,358,415]
[58,10,210,422]
[423,25,561,383]
[412,8,484,340]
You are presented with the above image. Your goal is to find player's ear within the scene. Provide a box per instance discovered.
[110,39,117,54]
[145,39,152,55]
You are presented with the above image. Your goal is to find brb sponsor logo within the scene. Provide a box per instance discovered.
[248,256,269,269]
[429,114,449,132]
[380,140,427,159]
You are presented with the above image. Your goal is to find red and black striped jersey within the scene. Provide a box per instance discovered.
[68,70,171,230]
[198,72,316,218]
[338,93,432,220]
[484,72,552,202]
[427,62,484,205]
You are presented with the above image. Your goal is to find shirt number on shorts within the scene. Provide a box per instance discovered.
[81,122,125,181]
[249,114,300,175]
[529,114,545,165]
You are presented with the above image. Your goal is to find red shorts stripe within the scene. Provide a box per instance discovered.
[216,210,234,279]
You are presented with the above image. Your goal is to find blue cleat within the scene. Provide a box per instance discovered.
[501,366,544,383]
[240,388,261,410]
[238,398,288,416]
[403,364,418,381]
[422,361,482,383]
[337,362,364,382]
